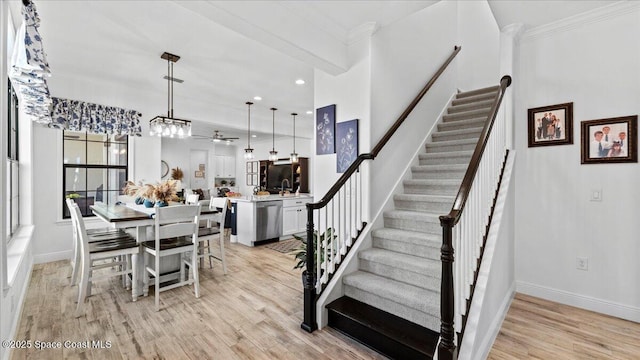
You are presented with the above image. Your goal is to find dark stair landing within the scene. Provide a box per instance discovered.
[327,296,439,360]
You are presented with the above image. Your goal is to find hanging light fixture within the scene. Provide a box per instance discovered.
[149,52,192,138]
[290,112,299,163]
[269,107,279,161]
[244,101,254,160]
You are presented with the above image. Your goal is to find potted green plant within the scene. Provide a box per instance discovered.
[290,228,336,285]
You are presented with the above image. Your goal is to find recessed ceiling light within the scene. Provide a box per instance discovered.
[253,96,262,101]
[295,79,305,85]
[306,110,313,115]
[252,134,257,138]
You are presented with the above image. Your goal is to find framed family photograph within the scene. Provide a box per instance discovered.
[581,115,637,164]
[316,104,336,155]
[528,102,573,147]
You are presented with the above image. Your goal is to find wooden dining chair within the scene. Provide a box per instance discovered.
[195,197,229,274]
[66,198,130,287]
[141,204,201,311]
[69,202,140,317]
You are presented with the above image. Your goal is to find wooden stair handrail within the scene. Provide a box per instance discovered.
[308,46,462,210]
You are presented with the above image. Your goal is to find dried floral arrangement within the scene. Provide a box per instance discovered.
[171,167,184,181]
[121,180,178,203]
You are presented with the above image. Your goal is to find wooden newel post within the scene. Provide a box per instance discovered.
[301,205,317,332]
[438,215,457,360]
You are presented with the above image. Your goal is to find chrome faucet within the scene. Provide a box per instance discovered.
[281,178,290,192]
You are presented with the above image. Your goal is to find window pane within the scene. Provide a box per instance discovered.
[63,139,86,164]
[107,142,127,165]
[87,133,107,142]
[108,168,127,193]
[87,168,107,200]
[87,140,107,165]
[64,192,90,217]
[65,167,86,192]
[106,190,120,205]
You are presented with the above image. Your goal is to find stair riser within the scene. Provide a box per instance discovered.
[384,217,440,234]
[344,286,440,330]
[443,110,490,122]
[447,100,494,114]
[419,155,472,166]
[372,237,440,260]
[360,260,440,292]
[327,311,432,360]
[452,92,496,106]
[438,119,485,132]
[425,142,476,153]
[394,198,452,213]
[403,183,459,195]
[432,130,481,142]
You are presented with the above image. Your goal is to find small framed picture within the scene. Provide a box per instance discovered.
[581,115,637,164]
[194,170,204,178]
[336,119,358,173]
[316,104,336,155]
[527,102,573,147]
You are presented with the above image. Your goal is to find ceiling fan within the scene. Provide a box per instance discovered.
[193,130,239,143]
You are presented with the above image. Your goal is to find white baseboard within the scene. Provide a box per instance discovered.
[473,283,515,360]
[34,250,72,264]
[516,281,640,323]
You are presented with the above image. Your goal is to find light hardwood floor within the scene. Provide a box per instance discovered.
[11,239,385,360]
[488,293,640,359]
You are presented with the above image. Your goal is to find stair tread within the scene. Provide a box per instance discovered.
[442,108,492,121]
[425,138,477,146]
[393,193,455,201]
[404,178,461,184]
[433,127,483,136]
[419,150,474,158]
[372,228,441,246]
[327,296,439,358]
[411,163,468,171]
[452,91,496,105]
[384,210,441,221]
[360,248,441,274]
[344,271,440,316]
[448,99,495,112]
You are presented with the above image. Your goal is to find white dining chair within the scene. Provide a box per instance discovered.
[195,197,229,274]
[142,204,201,311]
[69,202,140,317]
[185,193,200,205]
[66,198,131,287]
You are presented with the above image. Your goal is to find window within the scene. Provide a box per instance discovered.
[6,80,19,238]
[62,131,128,218]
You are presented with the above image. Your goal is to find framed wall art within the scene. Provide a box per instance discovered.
[527,102,573,147]
[581,115,637,164]
[336,119,358,173]
[316,104,336,155]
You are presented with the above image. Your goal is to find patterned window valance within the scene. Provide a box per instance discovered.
[51,97,142,136]
[9,1,52,124]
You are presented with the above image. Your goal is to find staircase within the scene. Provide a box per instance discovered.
[326,85,500,359]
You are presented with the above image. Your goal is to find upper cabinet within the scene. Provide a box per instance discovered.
[215,155,236,178]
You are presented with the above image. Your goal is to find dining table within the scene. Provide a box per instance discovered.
[90,202,219,298]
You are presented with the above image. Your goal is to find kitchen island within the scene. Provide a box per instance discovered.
[230,194,313,246]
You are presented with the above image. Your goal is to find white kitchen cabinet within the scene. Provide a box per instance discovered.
[282,198,311,235]
[215,155,236,178]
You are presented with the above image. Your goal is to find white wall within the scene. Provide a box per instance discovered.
[368,0,459,213]
[457,0,500,91]
[514,6,640,321]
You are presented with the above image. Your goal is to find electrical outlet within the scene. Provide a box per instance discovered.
[590,189,602,201]
[576,257,589,271]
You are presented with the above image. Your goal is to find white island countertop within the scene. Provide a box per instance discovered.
[229,194,314,203]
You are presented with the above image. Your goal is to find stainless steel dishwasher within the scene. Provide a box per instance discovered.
[255,201,282,242]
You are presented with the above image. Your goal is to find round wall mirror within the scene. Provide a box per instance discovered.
[161,160,169,178]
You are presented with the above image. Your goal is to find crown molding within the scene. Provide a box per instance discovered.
[522,1,640,42]
[347,21,379,46]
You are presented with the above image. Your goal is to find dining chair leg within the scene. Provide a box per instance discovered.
[207,240,213,269]
[75,260,90,317]
[219,234,227,275]
[155,252,161,311]
[131,253,138,302]
[143,254,149,297]
[192,249,200,298]
[124,255,130,289]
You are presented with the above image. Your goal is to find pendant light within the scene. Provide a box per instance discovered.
[290,112,299,163]
[244,101,254,160]
[269,107,279,161]
[149,52,192,138]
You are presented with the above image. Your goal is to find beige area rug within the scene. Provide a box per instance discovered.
[265,238,302,253]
